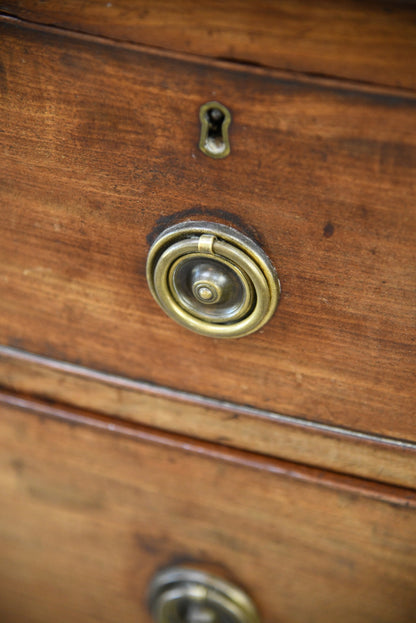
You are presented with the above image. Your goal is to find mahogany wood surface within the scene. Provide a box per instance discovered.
[1,1,416,90]
[1,345,415,489]
[1,393,416,623]
[1,18,415,440]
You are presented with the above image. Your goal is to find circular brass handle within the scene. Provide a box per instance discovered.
[148,567,261,623]
[146,221,280,338]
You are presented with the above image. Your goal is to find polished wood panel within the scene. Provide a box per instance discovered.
[1,18,415,440]
[1,1,416,90]
[1,346,415,489]
[1,393,416,623]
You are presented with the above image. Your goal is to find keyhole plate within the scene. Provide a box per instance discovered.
[199,102,231,159]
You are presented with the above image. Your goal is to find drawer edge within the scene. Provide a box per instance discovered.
[1,345,415,490]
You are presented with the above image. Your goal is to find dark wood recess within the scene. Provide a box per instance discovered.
[1,1,416,90]
[0,18,415,439]
[1,393,416,623]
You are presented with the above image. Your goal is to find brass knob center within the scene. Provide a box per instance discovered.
[185,604,219,623]
[170,255,252,323]
[193,282,220,304]
[191,265,228,304]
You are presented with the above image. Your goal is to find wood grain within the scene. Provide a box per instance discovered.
[1,1,416,90]
[1,345,415,489]
[0,18,415,440]
[1,393,416,623]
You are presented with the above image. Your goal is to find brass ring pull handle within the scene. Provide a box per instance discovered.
[148,567,261,623]
[146,221,280,338]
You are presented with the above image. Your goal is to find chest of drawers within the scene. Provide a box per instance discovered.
[1,2,415,622]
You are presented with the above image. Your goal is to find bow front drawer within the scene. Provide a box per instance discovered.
[1,395,416,623]
[0,18,415,445]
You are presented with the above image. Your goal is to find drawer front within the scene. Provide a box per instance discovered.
[1,394,416,623]
[1,19,415,440]
[2,0,416,90]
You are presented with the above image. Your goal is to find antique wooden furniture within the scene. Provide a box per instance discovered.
[0,2,415,622]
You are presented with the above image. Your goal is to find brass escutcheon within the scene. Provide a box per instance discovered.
[148,567,261,623]
[146,222,280,338]
[199,102,231,159]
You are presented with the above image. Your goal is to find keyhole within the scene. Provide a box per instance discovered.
[207,108,225,145]
[199,101,231,159]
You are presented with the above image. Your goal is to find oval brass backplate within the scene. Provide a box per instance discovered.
[146,221,280,338]
[148,567,261,623]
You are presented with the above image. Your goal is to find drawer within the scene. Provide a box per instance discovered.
[1,18,415,443]
[1,393,416,623]
[2,0,416,90]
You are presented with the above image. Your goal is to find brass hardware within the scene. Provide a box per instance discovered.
[148,567,261,623]
[146,221,280,338]
[199,102,231,159]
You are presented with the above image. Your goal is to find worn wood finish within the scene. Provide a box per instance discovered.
[1,393,416,623]
[1,346,415,489]
[1,19,415,440]
[1,1,416,90]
